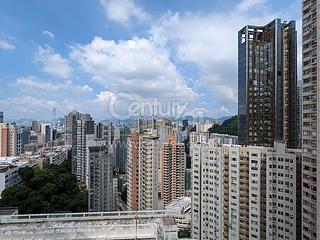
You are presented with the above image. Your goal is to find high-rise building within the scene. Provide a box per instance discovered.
[297,80,303,148]
[0,112,3,123]
[127,134,160,211]
[0,123,17,157]
[75,118,94,183]
[40,123,51,144]
[31,120,41,134]
[301,0,319,239]
[86,140,113,212]
[191,138,224,240]
[114,125,130,174]
[191,138,301,240]
[16,127,30,155]
[64,111,93,176]
[266,142,301,240]
[161,136,186,207]
[238,19,298,148]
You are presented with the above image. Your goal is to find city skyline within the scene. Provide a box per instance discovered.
[0,0,300,120]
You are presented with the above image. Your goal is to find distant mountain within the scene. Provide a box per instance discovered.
[7,118,34,126]
[218,115,235,123]
[174,115,215,123]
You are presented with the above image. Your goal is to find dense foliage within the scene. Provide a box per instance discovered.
[208,115,238,136]
[0,160,88,214]
[178,228,191,238]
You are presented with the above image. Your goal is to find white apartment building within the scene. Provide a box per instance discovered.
[165,196,191,231]
[191,139,301,240]
[248,146,267,240]
[301,0,319,239]
[266,142,301,240]
[75,119,95,183]
[0,157,27,197]
[192,138,224,240]
[86,140,113,212]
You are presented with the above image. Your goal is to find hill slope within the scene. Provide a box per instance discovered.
[208,115,238,136]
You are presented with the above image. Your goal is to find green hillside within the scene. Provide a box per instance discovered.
[208,115,238,136]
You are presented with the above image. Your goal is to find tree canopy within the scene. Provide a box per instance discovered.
[208,115,238,136]
[0,159,87,214]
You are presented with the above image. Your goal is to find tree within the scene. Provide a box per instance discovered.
[0,160,88,214]
[208,115,238,136]
[178,228,191,238]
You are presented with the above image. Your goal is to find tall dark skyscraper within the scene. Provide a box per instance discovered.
[238,18,298,148]
[0,112,3,123]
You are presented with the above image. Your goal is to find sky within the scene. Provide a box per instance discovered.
[0,0,301,121]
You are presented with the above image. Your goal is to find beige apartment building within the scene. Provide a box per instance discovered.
[161,136,186,207]
[127,134,160,211]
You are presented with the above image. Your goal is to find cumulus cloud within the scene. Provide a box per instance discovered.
[0,96,57,114]
[99,0,149,25]
[35,45,73,79]
[42,30,55,39]
[15,75,93,94]
[96,91,116,104]
[150,2,278,111]
[15,76,67,91]
[236,0,267,13]
[0,39,15,50]
[70,37,196,100]
[79,84,94,93]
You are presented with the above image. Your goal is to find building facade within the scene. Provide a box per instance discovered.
[75,118,95,183]
[64,111,94,180]
[301,0,319,239]
[238,19,298,148]
[86,140,113,212]
[191,138,301,240]
[266,143,301,240]
[127,134,160,211]
[0,123,17,157]
[161,136,186,207]
[192,138,224,240]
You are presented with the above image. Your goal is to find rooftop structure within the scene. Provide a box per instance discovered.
[0,210,178,240]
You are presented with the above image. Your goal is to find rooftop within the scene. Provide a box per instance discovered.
[0,210,178,240]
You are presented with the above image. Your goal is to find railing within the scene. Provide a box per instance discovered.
[3,210,173,224]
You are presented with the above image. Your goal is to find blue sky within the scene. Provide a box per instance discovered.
[0,0,301,121]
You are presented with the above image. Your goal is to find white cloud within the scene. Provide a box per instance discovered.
[150,5,279,108]
[0,39,15,50]
[79,84,94,93]
[35,45,73,79]
[99,0,148,24]
[96,91,116,104]
[70,36,196,100]
[42,30,55,39]
[219,105,230,114]
[0,96,57,114]
[236,0,267,13]
[15,75,93,94]
[15,76,67,91]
